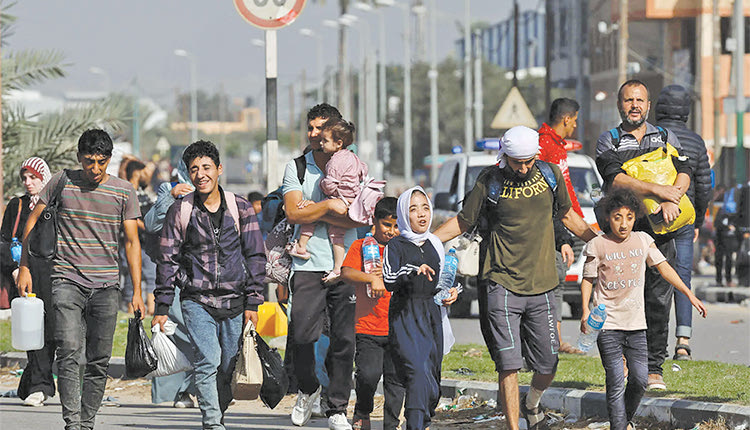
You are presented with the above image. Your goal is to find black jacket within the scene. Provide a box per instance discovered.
[655,84,712,228]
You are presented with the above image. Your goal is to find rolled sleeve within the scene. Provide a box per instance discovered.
[282,159,303,195]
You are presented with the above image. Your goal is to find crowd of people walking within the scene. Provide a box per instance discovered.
[5,79,747,430]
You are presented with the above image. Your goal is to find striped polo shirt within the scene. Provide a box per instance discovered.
[40,170,140,289]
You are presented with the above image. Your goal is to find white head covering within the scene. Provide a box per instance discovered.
[396,186,445,270]
[496,125,540,168]
[396,186,456,355]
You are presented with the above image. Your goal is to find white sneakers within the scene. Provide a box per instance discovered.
[23,391,46,407]
[173,392,195,409]
[291,386,321,426]
[327,413,352,430]
[311,394,325,418]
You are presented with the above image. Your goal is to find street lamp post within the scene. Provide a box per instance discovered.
[174,49,198,144]
[299,28,324,102]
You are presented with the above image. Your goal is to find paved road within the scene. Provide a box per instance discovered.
[0,395,382,430]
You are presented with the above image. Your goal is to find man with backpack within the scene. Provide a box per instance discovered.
[595,79,691,391]
[434,126,597,430]
[152,140,266,430]
[282,104,363,430]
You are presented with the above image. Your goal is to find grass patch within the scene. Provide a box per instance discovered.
[442,343,750,405]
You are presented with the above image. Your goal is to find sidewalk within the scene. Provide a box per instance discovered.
[2,351,749,429]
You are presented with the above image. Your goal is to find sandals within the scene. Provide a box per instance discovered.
[287,241,311,260]
[673,344,692,361]
[322,270,341,285]
[559,342,585,355]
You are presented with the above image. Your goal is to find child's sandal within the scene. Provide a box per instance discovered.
[673,344,692,361]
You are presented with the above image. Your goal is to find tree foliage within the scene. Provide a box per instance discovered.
[1,5,129,198]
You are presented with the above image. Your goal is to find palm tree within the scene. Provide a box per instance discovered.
[1,5,129,199]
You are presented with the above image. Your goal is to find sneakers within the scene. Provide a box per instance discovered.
[311,394,325,418]
[328,412,352,430]
[173,392,195,408]
[520,394,549,430]
[352,416,371,430]
[23,391,46,407]
[647,373,667,390]
[291,386,321,426]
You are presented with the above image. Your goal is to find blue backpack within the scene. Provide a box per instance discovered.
[724,186,738,214]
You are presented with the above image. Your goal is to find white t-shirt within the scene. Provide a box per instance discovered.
[583,231,666,330]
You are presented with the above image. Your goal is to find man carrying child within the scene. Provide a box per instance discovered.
[340,197,406,430]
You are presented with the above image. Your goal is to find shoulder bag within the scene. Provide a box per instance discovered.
[28,170,68,260]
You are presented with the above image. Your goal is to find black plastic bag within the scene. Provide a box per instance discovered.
[256,334,289,409]
[125,310,158,378]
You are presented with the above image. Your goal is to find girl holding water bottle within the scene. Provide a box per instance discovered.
[580,188,707,430]
[0,157,55,407]
[382,187,457,430]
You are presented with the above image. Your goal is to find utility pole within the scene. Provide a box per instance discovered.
[219,83,227,186]
[734,0,746,182]
[430,0,440,184]
[463,0,473,155]
[474,28,483,142]
[617,0,629,85]
[300,69,307,150]
[544,0,552,110]
[512,1,519,87]
[403,4,413,184]
[713,0,722,176]
[289,82,295,152]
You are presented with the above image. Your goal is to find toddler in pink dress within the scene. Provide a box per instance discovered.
[290,118,368,283]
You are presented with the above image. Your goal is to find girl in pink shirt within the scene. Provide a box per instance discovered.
[290,118,368,283]
[580,188,706,430]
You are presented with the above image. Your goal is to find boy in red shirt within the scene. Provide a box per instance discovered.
[341,197,405,430]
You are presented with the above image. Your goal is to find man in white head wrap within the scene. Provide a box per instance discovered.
[434,126,597,430]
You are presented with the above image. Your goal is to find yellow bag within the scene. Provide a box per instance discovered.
[621,145,695,235]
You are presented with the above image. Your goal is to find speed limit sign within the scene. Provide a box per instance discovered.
[233,0,307,29]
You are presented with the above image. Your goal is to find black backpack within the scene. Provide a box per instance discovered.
[260,154,306,235]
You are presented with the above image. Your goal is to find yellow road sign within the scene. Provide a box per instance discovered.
[490,86,538,130]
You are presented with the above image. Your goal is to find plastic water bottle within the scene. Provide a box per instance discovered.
[577,304,607,352]
[10,238,22,263]
[362,233,381,298]
[434,249,459,306]
[11,294,44,351]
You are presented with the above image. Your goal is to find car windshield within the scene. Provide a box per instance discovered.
[569,166,598,207]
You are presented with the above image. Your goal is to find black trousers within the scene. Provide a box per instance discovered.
[645,239,676,375]
[18,257,56,399]
[715,244,736,284]
[354,334,405,429]
[290,271,355,416]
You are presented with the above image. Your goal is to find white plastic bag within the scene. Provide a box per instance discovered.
[147,322,192,378]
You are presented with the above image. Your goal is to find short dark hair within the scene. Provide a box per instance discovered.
[618,79,649,102]
[548,98,580,125]
[600,188,644,233]
[125,160,146,181]
[182,140,220,168]
[247,191,264,202]
[322,118,356,148]
[374,197,397,221]
[78,129,113,157]
[307,103,342,123]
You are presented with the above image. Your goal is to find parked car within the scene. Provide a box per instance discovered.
[432,151,603,317]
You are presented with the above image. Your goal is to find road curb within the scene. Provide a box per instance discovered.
[694,285,750,304]
[3,352,748,428]
[440,379,750,428]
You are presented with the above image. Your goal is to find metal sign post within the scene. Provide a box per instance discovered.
[234,0,307,191]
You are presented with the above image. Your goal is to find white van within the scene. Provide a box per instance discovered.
[432,151,602,317]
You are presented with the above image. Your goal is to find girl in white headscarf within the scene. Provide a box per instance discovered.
[1,156,56,406]
[382,186,457,430]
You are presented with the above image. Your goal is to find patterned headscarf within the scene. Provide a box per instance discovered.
[20,157,52,209]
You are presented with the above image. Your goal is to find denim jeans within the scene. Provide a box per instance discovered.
[597,330,648,430]
[182,300,243,430]
[52,280,119,430]
[672,225,694,339]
